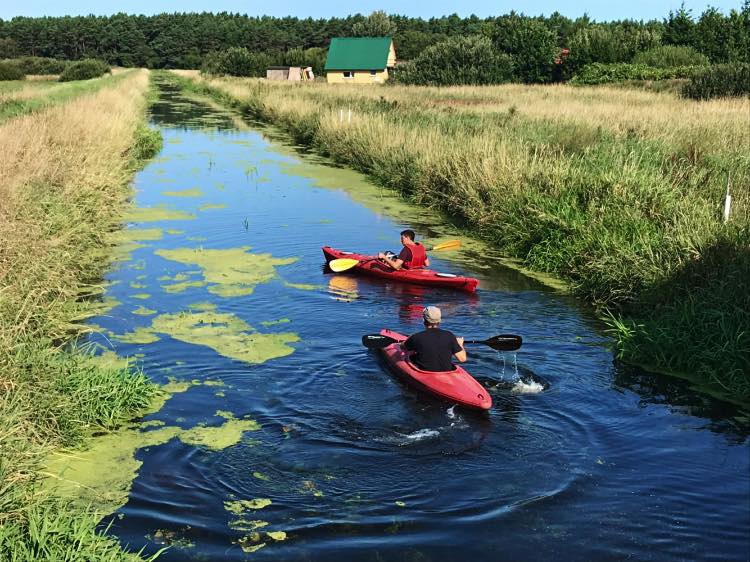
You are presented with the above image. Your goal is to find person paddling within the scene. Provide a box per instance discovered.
[404,306,466,372]
[378,229,430,270]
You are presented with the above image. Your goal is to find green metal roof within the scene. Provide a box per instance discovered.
[325,37,392,71]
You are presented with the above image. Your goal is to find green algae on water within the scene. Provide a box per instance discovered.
[162,280,205,293]
[199,203,227,211]
[166,229,184,235]
[133,305,157,316]
[161,187,203,197]
[267,531,286,541]
[155,246,297,297]
[188,301,216,311]
[125,205,196,223]
[130,282,146,289]
[225,498,272,515]
[112,228,164,242]
[179,414,260,450]
[132,293,151,300]
[253,471,270,481]
[260,318,290,327]
[114,327,160,345]
[148,310,299,364]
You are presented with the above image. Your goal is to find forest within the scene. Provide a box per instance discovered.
[0,4,748,80]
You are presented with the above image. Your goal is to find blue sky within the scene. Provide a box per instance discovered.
[0,0,743,22]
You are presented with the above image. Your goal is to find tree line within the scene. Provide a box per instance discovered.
[0,5,748,81]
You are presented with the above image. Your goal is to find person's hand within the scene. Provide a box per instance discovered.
[457,337,464,347]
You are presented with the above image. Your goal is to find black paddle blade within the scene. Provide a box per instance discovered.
[362,334,399,349]
[469,334,523,351]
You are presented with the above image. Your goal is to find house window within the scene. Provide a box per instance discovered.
[343,71,353,78]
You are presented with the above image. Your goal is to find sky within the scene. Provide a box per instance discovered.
[0,0,743,22]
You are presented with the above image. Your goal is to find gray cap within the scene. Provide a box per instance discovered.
[423,306,442,324]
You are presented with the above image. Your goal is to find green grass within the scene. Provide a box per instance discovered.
[0,71,131,124]
[0,70,162,561]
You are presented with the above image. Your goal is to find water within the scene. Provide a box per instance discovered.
[89,80,749,561]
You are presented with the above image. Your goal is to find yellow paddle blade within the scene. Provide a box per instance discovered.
[431,239,461,251]
[328,258,361,272]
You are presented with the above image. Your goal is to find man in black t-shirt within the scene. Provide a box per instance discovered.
[404,306,467,372]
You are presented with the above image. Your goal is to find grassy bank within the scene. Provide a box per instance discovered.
[0,69,163,560]
[0,69,131,125]
[171,71,749,402]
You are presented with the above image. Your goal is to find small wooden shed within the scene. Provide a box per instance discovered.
[266,66,314,81]
[324,37,396,84]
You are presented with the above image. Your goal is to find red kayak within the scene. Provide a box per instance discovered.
[322,246,479,292]
[377,329,492,411]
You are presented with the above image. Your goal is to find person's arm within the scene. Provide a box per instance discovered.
[377,253,404,270]
[424,256,430,267]
[453,336,467,363]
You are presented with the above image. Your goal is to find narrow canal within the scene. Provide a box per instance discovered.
[75,79,749,561]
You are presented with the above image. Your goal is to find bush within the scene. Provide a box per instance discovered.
[200,47,271,77]
[633,45,710,68]
[392,35,514,86]
[0,61,24,81]
[571,63,700,85]
[682,63,750,99]
[492,15,557,83]
[14,56,69,75]
[58,59,110,82]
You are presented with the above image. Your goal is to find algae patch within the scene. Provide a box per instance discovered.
[199,203,227,211]
[112,228,164,242]
[225,498,272,515]
[125,205,196,223]
[45,384,260,515]
[133,306,157,316]
[114,327,160,344]
[146,310,299,364]
[155,246,297,297]
[162,187,203,197]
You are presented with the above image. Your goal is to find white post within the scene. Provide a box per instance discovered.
[339,109,343,123]
[348,107,352,123]
[723,173,732,222]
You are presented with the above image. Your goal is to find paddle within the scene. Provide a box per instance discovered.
[361,333,523,352]
[329,240,462,273]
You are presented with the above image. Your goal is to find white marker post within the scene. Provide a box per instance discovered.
[723,173,732,223]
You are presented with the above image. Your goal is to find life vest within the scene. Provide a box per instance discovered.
[403,243,427,269]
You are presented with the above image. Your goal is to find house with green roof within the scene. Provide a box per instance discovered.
[324,37,396,84]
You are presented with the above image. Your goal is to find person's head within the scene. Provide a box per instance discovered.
[400,229,416,245]
[422,305,441,328]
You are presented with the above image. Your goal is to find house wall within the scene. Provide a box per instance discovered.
[266,69,289,80]
[326,68,389,84]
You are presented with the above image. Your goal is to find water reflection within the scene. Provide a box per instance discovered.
[613,362,750,443]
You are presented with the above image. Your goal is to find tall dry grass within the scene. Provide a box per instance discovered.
[176,72,749,400]
[0,69,160,561]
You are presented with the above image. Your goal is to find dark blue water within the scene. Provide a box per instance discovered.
[93,79,750,561]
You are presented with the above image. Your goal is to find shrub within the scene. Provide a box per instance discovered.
[392,35,513,86]
[200,47,271,77]
[0,61,24,81]
[633,45,710,68]
[491,15,557,83]
[58,59,110,82]
[682,63,750,99]
[14,56,69,75]
[571,63,700,85]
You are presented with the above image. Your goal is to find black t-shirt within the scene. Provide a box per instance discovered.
[404,328,462,372]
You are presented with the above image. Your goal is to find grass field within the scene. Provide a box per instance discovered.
[0,70,130,124]
[0,69,162,561]
[173,71,749,401]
